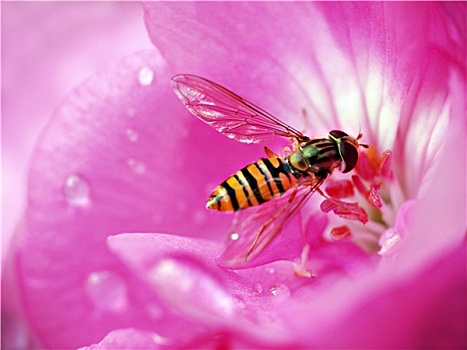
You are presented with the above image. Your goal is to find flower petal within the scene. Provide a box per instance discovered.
[15,49,262,348]
[79,328,162,350]
[283,242,466,348]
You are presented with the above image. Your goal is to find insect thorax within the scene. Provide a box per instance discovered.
[287,138,342,176]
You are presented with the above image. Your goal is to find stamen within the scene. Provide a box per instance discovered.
[325,179,354,198]
[380,150,393,178]
[320,199,368,224]
[356,146,380,180]
[366,184,382,208]
[330,225,352,240]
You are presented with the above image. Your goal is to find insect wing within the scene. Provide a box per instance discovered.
[217,179,324,269]
[172,74,306,144]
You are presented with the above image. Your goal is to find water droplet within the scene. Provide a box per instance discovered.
[85,271,128,312]
[63,174,90,206]
[125,128,138,142]
[138,66,154,86]
[127,158,146,174]
[269,284,291,300]
[229,232,239,241]
[253,283,263,294]
[149,258,236,318]
[151,333,168,346]
[265,266,276,274]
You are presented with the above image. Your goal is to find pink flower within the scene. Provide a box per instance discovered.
[3,2,465,349]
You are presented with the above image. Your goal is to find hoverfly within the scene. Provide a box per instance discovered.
[172,74,366,265]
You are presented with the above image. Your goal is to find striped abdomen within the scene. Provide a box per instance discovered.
[207,157,298,212]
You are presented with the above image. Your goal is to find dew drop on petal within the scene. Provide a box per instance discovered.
[253,283,263,294]
[127,158,146,174]
[229,232,239,241]
[125,128,139,142]
[138,66,154,86]
[85,271,128,312]
[269,284,291,300]
[151,333,169,346]
[63,174,90,206]
[265,266,276,274]
[149,258,236,318]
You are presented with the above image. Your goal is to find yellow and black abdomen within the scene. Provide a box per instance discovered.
[207,157,298,212]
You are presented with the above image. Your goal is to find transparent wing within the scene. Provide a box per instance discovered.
[172,74,307,144]
[217,176,325,268]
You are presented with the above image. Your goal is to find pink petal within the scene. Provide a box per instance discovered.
[107,234,242,327]
[3,3,154,348]
[2,1,152,255]
[80,328,161,350]
[107,233,300,347]
[5,2,465,348]
[284,242,466,348]
[14,49,262,348]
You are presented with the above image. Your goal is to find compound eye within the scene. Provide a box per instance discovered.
[340,141,359,173]
[329,130,349,139]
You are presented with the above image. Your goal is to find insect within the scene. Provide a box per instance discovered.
[172,74,366,263]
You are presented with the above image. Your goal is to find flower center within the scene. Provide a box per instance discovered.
[321,146,395,253]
